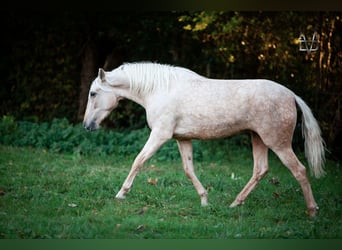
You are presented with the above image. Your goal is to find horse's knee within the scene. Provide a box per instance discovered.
[253,166,268,181]
[184,168,192,179]
[259,167,268,178]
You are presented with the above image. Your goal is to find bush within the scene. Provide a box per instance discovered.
[0,117,155,158]
[0,117,251,162]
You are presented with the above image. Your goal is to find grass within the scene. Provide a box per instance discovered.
[0,143,341,239]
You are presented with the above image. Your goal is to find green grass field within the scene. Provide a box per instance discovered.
[0,144,341,239]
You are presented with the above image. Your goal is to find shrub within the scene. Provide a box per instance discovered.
[0,117,251,162]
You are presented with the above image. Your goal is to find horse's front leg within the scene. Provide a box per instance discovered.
[177,139,208,206]
[115,129,171,199]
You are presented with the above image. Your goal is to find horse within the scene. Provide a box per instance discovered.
[83,62,325,216]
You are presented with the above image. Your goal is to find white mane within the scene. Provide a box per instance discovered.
[121,62,201,95]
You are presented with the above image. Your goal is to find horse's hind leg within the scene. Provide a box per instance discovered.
[272,146,318,216]
[177,139,208,206]
[230,133,269,207]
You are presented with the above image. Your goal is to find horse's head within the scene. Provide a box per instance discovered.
[83,68,125,131]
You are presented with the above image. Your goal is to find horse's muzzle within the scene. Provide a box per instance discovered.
[83,120,98,131]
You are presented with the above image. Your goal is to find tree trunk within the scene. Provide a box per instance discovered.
[103,49,124,71]
[78,42,97,121]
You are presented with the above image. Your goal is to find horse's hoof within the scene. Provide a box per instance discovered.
[201,201,208,207]
[115,193,126,200]
[306,206,319,217]
[229,200,244,208]
[200,197,208,206]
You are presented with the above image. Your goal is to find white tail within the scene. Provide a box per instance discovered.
[295,95,326,178]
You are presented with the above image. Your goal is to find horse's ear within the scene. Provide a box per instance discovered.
[98,68,106,82]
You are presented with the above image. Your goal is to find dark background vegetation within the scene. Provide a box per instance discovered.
[0,11,341,159]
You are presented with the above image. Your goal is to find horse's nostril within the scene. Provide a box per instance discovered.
[83,120,97,131]
[83,122,91,131]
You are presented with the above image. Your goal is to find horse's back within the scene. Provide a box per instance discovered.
[171,78,297,141]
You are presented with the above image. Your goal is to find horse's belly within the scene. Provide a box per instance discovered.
[173,117,249,140]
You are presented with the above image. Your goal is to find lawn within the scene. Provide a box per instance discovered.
[0,143,341,239]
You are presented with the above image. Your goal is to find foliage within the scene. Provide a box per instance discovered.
[0,117,250,162]
[0,145,341,238]
[178,12,341,89]
[1,13,81,121]
[0,116,143,157]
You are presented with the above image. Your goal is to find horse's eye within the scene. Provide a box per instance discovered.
[90,92,97,98]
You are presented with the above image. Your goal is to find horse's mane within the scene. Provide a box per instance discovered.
[121,62,201,95]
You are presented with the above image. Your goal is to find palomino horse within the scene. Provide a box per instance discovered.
[83,62,325,216]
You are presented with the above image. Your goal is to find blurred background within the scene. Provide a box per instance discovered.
[0,11,341,159]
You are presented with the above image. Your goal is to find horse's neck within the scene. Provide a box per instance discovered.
[116,87,147,108]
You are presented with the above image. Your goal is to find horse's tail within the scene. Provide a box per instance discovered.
[295,95,326,178]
